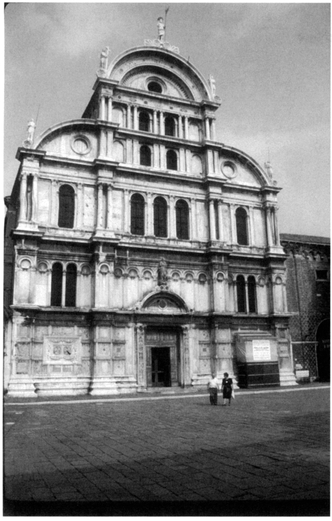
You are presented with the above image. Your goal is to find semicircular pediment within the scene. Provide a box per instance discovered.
[142,290,188,312]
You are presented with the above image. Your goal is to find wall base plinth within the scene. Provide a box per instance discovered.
[34,377,90,396]
[7,376,36,397]
[90,376,138,395]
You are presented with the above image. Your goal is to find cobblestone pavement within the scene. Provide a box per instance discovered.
[4,386,330,516]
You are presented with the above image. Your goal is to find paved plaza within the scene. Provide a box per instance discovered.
[4,385,330,516]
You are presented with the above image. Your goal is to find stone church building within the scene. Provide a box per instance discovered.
[4,27,297,396]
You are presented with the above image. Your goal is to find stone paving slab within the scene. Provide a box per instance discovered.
[4,386,330,516]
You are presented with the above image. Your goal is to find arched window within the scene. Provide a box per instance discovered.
[176,199,189,240]
[165,116,176,137]
[236,275,246,313]
[248,276,257,313]
[131,193,145,236]
[166,150,178,171]
[154,196,167,238]
[139,111,150,132]
[140,145,151,166]
[65,264,77,307]
[58,185,75,229]
[51,263,63,306]
[236,207,248,246]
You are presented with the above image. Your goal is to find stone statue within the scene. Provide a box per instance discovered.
[24,118,36,147]
[209,75,216,98]
[157,17,165,42]
[264,161,274,180]
[158,257,168,286]
[100,47,110,70]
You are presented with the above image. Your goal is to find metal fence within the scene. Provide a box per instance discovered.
[291,342,319,381]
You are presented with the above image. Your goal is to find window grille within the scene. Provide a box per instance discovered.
[166,150,177,170]
[140,145,151,166]
[139,111,150,132]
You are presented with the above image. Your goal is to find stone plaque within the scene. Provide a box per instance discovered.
[252,340,271,361]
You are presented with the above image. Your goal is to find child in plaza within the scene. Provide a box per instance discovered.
[207,373,219,405]
[222,372,233,406]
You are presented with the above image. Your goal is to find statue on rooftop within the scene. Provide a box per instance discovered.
[100,47,110,70]
[264,161,274,180]
[157,17,165,42]
[24,118,36,147]
[209,75,216,98]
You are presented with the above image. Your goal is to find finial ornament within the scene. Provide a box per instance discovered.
[97,46,110,77]
[23,118,36,148]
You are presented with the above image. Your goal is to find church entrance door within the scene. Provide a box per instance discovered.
[146,329,180,387]
[151,347,171,387]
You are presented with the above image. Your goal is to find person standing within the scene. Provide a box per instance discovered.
[222,372,233,406]
[207,373,219,406]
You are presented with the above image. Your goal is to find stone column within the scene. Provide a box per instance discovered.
[97,183,103,228]
[136,324,146,389]
[209,199,216,241]
[185,149,191,172]
[245,280,249,313]
[106,185,113,230]
[51,180,58,226]
[229,204,235,244]
[133,140,139,166]
[184,117,189,139]
[211,119,216,141]
[265,207,273,247]
[127,105,131,129]
[160,111,164,135]
[217,200,223,242]
[273,206,280,245]
[179,148,185,172]
[178,116,183,139]
[181,326,191,386]
[19,173,27,222]
[133,106,138,130]
[205,118,210,140]
[147,193,153,235]
[169,196,175,238]
[61,268,66,307]
[153,110,158,134]
[124,190,129,233]
[99,95,106,120]
[77,183,83,229]
[31,174,38,222]
[107,96,113,122]
[249,206,255,246]
[190,198,196,240]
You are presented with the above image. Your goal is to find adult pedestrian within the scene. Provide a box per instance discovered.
[222,372,233,406]
[207,373,219,405]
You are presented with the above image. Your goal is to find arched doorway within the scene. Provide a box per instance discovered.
[316,319,330,382]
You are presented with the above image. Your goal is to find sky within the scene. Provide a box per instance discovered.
[4,2,330,237]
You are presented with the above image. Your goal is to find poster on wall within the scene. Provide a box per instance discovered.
[252,339,271,361]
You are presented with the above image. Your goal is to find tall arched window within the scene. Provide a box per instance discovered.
[58,185,75,229]
[165,116,176,137]
[139,111,150,132]
[65,264,77,307]
[248,276,257,313]
[166,150,178,171]
[140,145,151,166]
[51,263,63,306]
[154,196,167,238]
[131,193,145,236]
[176,199,189,240]
[236,275,246,313]
[236,207,248,245]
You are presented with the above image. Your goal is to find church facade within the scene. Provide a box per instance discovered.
[4,29,297,396]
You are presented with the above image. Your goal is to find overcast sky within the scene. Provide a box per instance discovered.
[4,2,330,237]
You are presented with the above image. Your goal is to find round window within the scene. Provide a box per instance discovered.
[148,81,162,94]
[221,161,236,179]
[72,136,91,155]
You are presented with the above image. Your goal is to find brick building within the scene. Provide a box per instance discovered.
[280,234,330,382]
